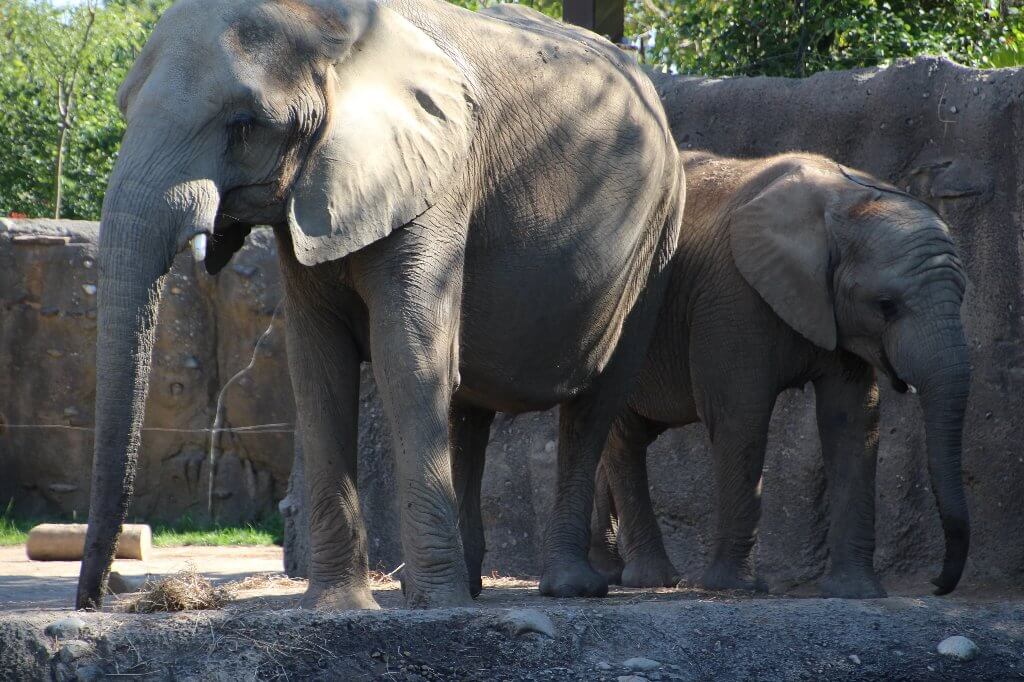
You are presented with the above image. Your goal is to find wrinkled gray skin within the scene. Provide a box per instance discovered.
[76,0,683,610]
[458,151,970,599]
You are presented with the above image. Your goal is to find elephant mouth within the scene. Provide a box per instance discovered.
[880,352,914,394]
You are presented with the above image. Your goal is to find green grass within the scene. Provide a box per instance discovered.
[0,502,283,547]
[150,515,283,547]
[0,507,34,546]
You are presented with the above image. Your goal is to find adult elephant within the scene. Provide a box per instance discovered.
[76,0,684,610]
[583,151,970,598]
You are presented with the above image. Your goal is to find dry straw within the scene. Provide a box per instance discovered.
[123,564,232,613]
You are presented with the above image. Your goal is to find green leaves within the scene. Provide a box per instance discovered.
[0,0,158,219]
[627,0,1023,76]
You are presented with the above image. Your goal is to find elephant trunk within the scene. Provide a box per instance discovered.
[76,206,171,609]
[76,139,217,608]
[888,312,971,596]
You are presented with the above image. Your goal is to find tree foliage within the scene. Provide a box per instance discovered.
[0,0,1020,219]
[629,0,1022,76]
[0,0,152,219]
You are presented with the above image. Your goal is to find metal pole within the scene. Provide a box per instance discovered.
[563,0,625,44]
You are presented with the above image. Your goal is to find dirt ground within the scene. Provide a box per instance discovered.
[1,545,1022,681]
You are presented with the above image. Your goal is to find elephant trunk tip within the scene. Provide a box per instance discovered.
[931,515,969,596]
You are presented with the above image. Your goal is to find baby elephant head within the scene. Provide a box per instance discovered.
[729,158,970,595]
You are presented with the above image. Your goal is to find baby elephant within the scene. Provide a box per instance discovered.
[587,151,971,598]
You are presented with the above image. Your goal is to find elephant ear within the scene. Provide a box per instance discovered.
[286,2,476,266]
[729,165,838,350]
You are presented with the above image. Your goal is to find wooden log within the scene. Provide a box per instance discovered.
[25,523,151,561]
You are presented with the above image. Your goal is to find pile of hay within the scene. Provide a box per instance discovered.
[124,565,232,613]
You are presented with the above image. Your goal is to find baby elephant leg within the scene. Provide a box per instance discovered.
[600,411,678,588]
[450,404,495,598]
[703,417,771,592]
[814,368,886,599]
[589,460,624,583]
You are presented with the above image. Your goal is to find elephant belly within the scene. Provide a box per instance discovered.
[457,236,655,413]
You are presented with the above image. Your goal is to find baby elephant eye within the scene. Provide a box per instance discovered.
[876,297,899,321]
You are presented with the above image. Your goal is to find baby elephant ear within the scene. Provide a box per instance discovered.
[287,2,476,266]
[729,165,838,350]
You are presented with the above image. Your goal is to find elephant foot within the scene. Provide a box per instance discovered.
[621,556,680,588]
[302,582,380,611]
[405,584,474,609]
[819,569,886,599]
[700,563,766,593]
[540,560,609,598]
[399,573,474,607]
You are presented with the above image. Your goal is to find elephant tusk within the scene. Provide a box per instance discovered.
[190,233,207,263]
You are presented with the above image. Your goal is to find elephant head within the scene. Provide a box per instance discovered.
[729,158,970,595]
[77,0,476,609]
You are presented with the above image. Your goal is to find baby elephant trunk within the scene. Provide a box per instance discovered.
[890,315,971,595]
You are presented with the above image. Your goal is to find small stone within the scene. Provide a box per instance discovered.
[82,258,94,269]
[973,86,980,95]
[596,662,612,670]
[544,440,555,453]
[58,640,93,664]
[950,105,958,114]
[922,92,930,98]
[937,635,979,661]
[623,658,661,672]
[170,286,182,295]
[500,609,556,638]
[81,284,96,296]
[848,654,861,665]
[47,349,63,358]
[75,664,103,682]
[45,617,86,639]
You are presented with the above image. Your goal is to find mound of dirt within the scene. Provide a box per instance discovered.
[2,578,1022,681]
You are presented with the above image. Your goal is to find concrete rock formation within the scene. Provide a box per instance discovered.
[1,58,1021,593]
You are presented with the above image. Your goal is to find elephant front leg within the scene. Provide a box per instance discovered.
[355,224,471,608]
[814,365,886,599]
[702,416,772,593]
[600,411,678,588]
[285,304,376,610]
[450,403,495,598]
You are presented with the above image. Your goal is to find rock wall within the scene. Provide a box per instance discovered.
[2,57,1022,593]
[0,220,292,525]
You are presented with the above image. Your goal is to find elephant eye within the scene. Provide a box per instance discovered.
[227,113,256,146]
[876,297,899,321]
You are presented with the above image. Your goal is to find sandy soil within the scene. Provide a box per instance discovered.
[0,545,285,611]
[1,545,1022,680]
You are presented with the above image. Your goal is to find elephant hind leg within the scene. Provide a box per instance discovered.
[450,403,495,598]
[599,410,678,588]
